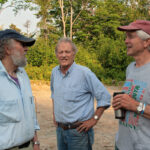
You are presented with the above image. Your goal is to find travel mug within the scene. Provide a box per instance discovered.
[113,91,125,119]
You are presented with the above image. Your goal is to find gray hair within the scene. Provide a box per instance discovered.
[136,30,150,51]
[0,38,14,60]
[55,37,78,54]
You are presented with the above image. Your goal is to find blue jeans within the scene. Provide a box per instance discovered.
[56,127,94,150]
[115,144,119,150]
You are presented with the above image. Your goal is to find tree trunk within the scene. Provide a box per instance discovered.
[59,0,66,37]
[70,0,73,40]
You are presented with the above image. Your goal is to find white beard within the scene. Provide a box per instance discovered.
[11,50,27,67]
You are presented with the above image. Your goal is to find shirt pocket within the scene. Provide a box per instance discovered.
[0,99,21,123]
[63,91,81,102]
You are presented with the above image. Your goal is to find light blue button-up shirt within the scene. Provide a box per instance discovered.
[0,61,40,150]
[51,62,111,123]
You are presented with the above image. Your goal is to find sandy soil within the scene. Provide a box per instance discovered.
[31,81,122,150]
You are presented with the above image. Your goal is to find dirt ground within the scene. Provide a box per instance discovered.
[31,81,122,150]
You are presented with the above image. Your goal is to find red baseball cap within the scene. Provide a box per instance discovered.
[118,20,150,35]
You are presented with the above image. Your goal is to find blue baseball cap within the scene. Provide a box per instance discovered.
[0,29,35,46]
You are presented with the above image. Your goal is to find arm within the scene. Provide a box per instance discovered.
[112,94,150,119]
[76,69,111,132]
[33,131,40,150]
[52,99,58,127]
[77,106,106,132]
[50,72,58,126]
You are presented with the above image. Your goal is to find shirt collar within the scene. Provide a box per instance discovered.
[0,60,23,74]
[58,62,76,75]
[0,60,7,73]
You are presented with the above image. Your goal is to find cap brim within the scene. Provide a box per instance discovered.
[0,29,36,46]
[118,25,141,31]
[15,36,35,46]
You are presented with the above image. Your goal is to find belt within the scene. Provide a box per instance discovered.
[58,122,82,130]
[6,141,30,150]
[18,141,30,149]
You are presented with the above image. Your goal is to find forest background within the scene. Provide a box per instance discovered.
[1,0,150,85]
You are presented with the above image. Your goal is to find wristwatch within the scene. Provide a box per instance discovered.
[93,115,99,120]
[137,102,143,114]
[34,141,40,145]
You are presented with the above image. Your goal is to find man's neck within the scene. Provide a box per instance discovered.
[134,50,150,67]
[60,63,74,75]
[2,58,17,77]
[60,66,70,75]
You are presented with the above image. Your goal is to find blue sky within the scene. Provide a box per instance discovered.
[0,5,39,33]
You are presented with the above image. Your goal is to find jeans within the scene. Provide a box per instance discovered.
[115,144,119,150]
[56,127,94,150]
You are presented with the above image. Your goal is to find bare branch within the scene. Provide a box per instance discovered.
[72,0,89,25]
[58,0,66,37]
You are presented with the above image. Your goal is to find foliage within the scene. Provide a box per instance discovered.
[8,0,150,84]
[26,37,58,66]
[9,24,21,32]
[75,45,105,80]
[25,64,56,80]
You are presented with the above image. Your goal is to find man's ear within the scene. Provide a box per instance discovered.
[4,45,11,55]
[144,39,150,49]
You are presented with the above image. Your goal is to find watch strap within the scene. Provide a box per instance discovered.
[141,103,146,115]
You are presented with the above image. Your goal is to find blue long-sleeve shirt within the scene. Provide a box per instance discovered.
[0,61,40,150]
[51,62,111,123]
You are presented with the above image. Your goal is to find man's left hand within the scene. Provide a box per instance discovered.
[76,118,97,133]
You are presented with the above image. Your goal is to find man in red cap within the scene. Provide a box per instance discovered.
[112,20,150,150]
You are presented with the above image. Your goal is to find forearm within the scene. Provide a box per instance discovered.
[52,99,57,126]
[33,131,40,149]
[127,99,150,119]
[113,94,150,119]
[141,104,150,119]
[52,99,54,118]
[93,106,106,123]
[33,131,39,142]
[120,96,150,119]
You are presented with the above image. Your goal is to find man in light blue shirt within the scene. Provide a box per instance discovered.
[51,38,111,150]
[0,29,40,150]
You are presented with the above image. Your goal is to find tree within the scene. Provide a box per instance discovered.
[24,20,31,36]
[9,24,21,32]
[119,0,150,20]
[24,0,150,83]
[0,0,34,15]
[57,0,96,39]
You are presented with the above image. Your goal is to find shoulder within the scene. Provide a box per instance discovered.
[127,62,135,70]
[51,65,59,73]
[74,64,92,73]
[126,62,135,76]
[19,67,27,74]
[19,67,29,77]
[73,64,96,81]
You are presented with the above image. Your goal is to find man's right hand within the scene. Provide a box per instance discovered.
[53,115,58,127]
[112,93,138,112]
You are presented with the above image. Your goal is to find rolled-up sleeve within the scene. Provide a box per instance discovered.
[85,69,111,108]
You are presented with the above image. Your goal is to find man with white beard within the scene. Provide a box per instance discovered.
[0,29,40,150]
